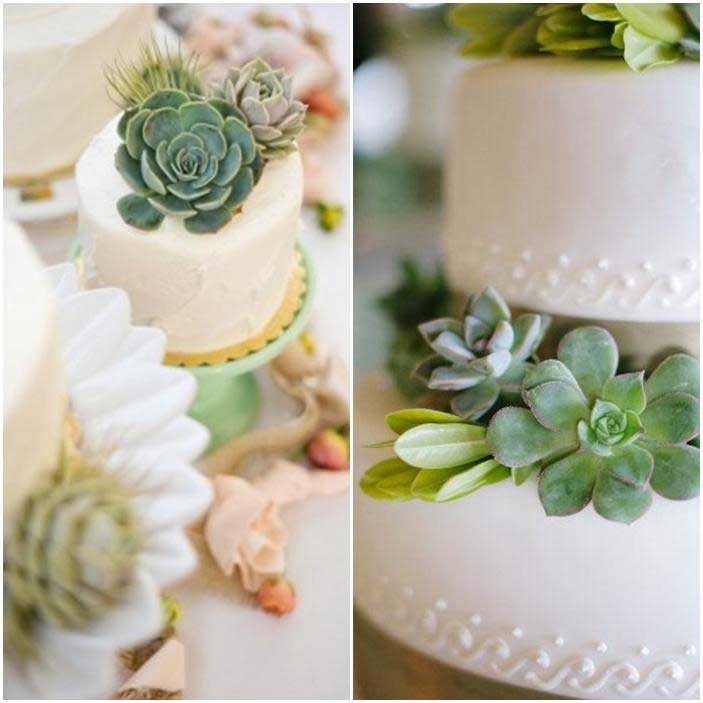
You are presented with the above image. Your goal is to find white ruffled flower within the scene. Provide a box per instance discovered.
[4,264,212,699]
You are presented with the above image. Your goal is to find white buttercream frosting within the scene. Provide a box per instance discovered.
[3,220,65,527]
[3,4,155,181]
[443,58,699,324]
[76,116,303,354]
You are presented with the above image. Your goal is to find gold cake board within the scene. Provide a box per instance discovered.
[354,611,572,700]
[164,251,306,367]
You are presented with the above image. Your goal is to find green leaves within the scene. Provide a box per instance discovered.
[649,444,700,500]
[488,407,576,468]
[394,423,489,469]
[539,452,598,516]
[447,3,699,71]
[557,327,618,403]
[524,381,589,432]
[645,353,699,401]
[602,372,646,414]
[640,391,699,444]
[592,468,652,524]
[360,458,419,501]
[116,194,164,231]
[385,409,464,435]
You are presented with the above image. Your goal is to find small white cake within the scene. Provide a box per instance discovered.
[77,117,303,355]
[443,58,699,358]
[3,220,65,527]
[3,3,155,183]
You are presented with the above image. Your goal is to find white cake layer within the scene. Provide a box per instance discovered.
[354,372,700,700]
[3,4,155,181]
[77,117,303,354]
[444,58,699,323]
[3,220,65,527]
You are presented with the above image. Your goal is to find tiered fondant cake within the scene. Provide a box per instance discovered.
[3,4,155,184]
[356,4,700,699]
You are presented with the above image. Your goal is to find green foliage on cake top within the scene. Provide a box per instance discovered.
[361,286,700,524]
[220,58,307,160]
[415,287,550,420]
[4,451,141,658]
[115,89,263,233]
[107,46,308,233]
[449,3,700,71]
[106,41,205,110]
[378,259,451,400]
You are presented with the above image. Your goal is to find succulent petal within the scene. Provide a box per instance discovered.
[142,107,182,150]
[450,379,501,420]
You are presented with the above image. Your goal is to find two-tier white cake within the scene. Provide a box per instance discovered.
[355,55,699,700]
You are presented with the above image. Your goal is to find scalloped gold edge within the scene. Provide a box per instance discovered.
[164,251,306,367]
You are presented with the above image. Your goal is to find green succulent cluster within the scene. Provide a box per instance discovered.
[115,90,263,234]
[221,58,307,159]
[488,327,699,523]
[415,287,550,420]
[362,286,700,524]
[449,3,700,71]
[377,259,451,400]
[4,454,141,658]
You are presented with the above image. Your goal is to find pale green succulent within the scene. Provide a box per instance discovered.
[415,287,550,420]
[221,58,307,159]
[115,89,263,233]
[487,327,700,523]
[4,458,141,657]
[449,3,700,71]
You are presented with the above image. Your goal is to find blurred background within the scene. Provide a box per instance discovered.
[353,3,464,379]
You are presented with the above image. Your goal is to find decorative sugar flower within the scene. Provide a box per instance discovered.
[416,287,550,420]
[205,460,349,594]
[3,264,212,699]
[488,327,700,523]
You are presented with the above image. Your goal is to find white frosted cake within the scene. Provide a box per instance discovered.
[76,52,307,358]
[78,118,303,355]
[3,4,155,184]
[2,220,65,527]
[443,58,699,364]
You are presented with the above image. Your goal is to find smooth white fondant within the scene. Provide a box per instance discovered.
[3,4,155,181]
[443,58,700,323]
[2,220,65,527]
[76,116,303,354]
[354,372,700,700]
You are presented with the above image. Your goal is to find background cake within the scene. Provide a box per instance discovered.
[2,220,65,527]
[3,4,155,184]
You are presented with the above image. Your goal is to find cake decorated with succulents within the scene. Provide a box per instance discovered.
[77,46,307,357]
[355,4,700,700]
[3,4,155,185]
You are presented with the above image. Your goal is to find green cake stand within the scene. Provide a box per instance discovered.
[69,240,315,453]
[186,244,315,452]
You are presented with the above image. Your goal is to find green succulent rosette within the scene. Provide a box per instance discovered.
[487,327,700,523]
[4,457,141,658]
[449,3,700,71]
[415,287,550,420]
[115,89,264,234]
[220,57,307,160]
